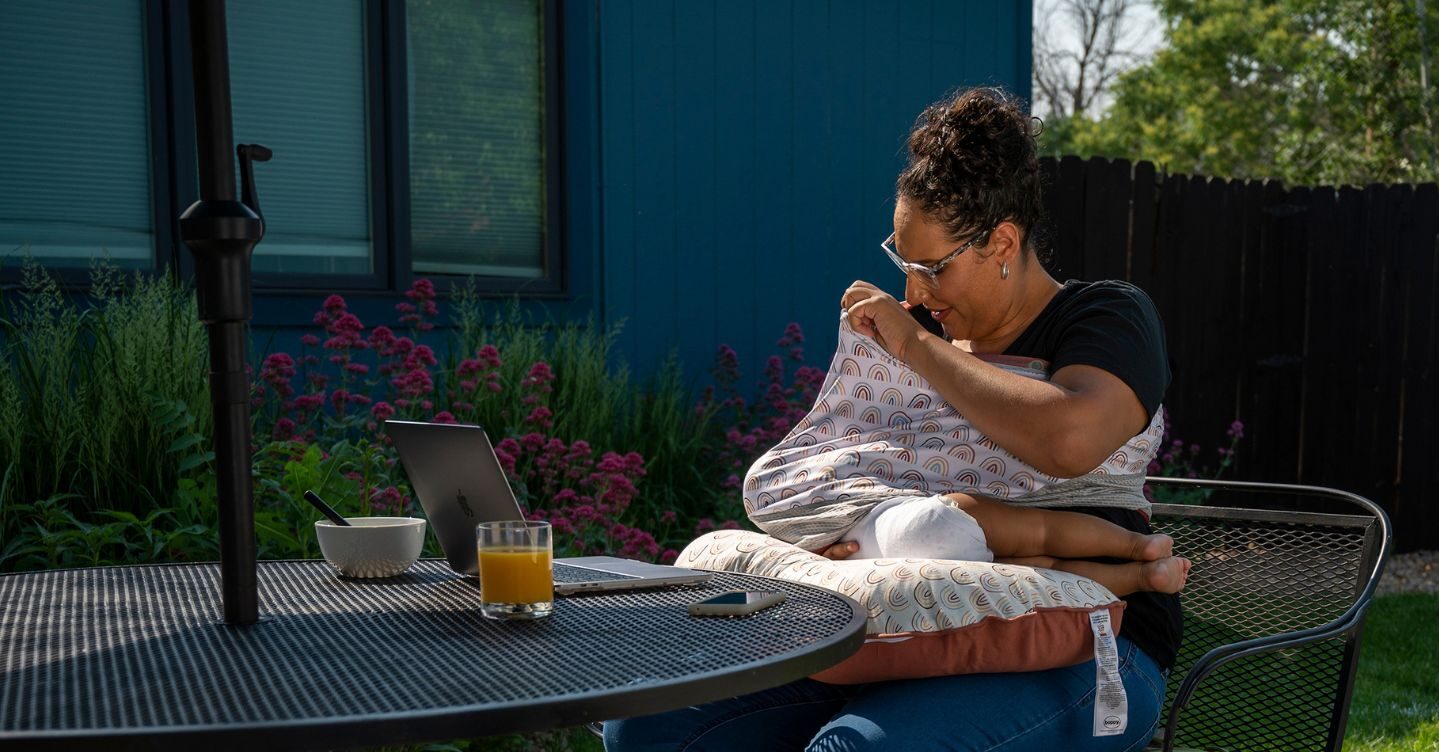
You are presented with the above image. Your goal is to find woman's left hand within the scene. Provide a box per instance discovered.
[841,281,925,362]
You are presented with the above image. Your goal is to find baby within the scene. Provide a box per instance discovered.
[839,493,1191,597]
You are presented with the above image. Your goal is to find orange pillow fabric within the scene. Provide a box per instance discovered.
[677,530,1125,684]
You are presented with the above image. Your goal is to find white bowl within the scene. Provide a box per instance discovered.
[315,517,427,578]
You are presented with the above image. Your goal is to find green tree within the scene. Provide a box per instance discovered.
[1056,0,1439,186]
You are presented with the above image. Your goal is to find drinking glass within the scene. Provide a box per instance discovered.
[476,520,553,620]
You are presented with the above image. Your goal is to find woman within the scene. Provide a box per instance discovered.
[604,86,1180,751]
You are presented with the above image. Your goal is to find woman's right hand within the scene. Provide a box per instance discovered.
[816,541,859,560]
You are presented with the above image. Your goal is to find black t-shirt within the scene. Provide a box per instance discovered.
[1004,279,1170,423]
[1002,279,1183,669]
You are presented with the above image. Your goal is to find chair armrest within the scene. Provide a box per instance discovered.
[1145,477,1392,752]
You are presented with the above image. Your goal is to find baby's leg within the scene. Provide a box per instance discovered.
[993,554,1191,595]
[844,495,993,561]
[1037,557,1193,596]
[946,493,1172,562]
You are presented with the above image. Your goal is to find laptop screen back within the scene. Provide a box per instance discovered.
[385,420,525,574]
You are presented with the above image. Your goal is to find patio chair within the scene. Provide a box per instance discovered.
[1144,476,1391,752]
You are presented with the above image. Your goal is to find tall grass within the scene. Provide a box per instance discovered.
[0,261,211,534]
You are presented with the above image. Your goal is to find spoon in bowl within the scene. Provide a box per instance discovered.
[303,490,351,527]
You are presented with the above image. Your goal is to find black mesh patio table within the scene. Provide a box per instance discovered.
[0,560,865,751]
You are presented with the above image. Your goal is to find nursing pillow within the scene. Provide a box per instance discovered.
[677,530,1124,684]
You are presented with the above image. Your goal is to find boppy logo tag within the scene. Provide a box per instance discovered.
[1103,716,1122,730]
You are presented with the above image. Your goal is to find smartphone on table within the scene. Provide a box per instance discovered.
[688,590,786,617]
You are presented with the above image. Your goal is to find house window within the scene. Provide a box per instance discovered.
[228,0,372,276]
[1,0,561,295]
[406,0,548,280]
[0,0,154,270]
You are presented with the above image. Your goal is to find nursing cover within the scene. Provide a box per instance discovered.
[743,313,1165,550]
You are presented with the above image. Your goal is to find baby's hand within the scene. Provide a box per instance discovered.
[815,541,859,560]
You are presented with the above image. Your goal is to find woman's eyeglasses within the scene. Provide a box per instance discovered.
[880,229,991,287]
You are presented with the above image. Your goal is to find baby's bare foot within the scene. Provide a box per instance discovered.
[1141,556,1191,594]
[1131,533,1174,561]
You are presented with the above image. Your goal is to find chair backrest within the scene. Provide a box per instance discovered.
[1149,501,1382,752]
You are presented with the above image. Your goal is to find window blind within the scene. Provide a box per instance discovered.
[0,0,152,269]
[407,0,546,279]
[228,0,371,276]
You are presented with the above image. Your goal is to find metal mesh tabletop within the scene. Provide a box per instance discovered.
[0,560,865,751]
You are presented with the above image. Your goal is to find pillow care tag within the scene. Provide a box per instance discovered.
[1089,610,1128,737]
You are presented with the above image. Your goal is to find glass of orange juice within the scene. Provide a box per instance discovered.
[476,520,553,620]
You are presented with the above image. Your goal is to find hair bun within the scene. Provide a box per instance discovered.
[897,87,1045,251]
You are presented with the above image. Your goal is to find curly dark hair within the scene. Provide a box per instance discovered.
[896,87,1046,255]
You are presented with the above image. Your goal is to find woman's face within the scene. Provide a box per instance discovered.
[891,198,1016,342]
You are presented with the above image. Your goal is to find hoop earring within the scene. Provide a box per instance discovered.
[1001,262,1009,280]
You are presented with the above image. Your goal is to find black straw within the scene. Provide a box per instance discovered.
[304,491,351,527]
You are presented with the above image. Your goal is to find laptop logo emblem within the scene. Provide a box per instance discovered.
[456,488,473,517]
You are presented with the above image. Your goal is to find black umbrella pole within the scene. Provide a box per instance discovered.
[181,0,263,625]
[210,322,257,623]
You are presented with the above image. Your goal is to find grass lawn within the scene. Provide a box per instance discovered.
[1344,593,1439,751]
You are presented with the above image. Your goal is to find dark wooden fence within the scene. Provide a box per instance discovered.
[1040,156,1439,552]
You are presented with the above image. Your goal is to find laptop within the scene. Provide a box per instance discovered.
[384,420,713,595]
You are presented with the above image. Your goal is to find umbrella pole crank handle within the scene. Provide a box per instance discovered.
[237,143,271,228]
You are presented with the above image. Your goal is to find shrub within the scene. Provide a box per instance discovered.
[1145,413,1246,505]
[0,261,210,535]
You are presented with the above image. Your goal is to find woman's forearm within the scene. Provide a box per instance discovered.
[904,330,1105,478]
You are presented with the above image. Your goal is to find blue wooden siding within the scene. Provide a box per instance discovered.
[596,0,1032,381]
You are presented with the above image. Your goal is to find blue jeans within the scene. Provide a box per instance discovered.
[604,636,1166,752]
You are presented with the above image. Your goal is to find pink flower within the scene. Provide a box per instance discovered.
[524,361,554,387]
[433,411,458,425]
[404,345,437,370]
[294,394,325,411]
[391,368,434,398]
[273,417,296,441]
[524,406,554,428]
[300,334,320,347]
[368,325,397,352]
[371,401,396,421]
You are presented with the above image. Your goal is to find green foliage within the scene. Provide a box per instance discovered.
[1147,416,1245,505]
[0,260,211,538]
[1055,0,1439,186]
[250,438,417,560]
[450,287,728,528]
